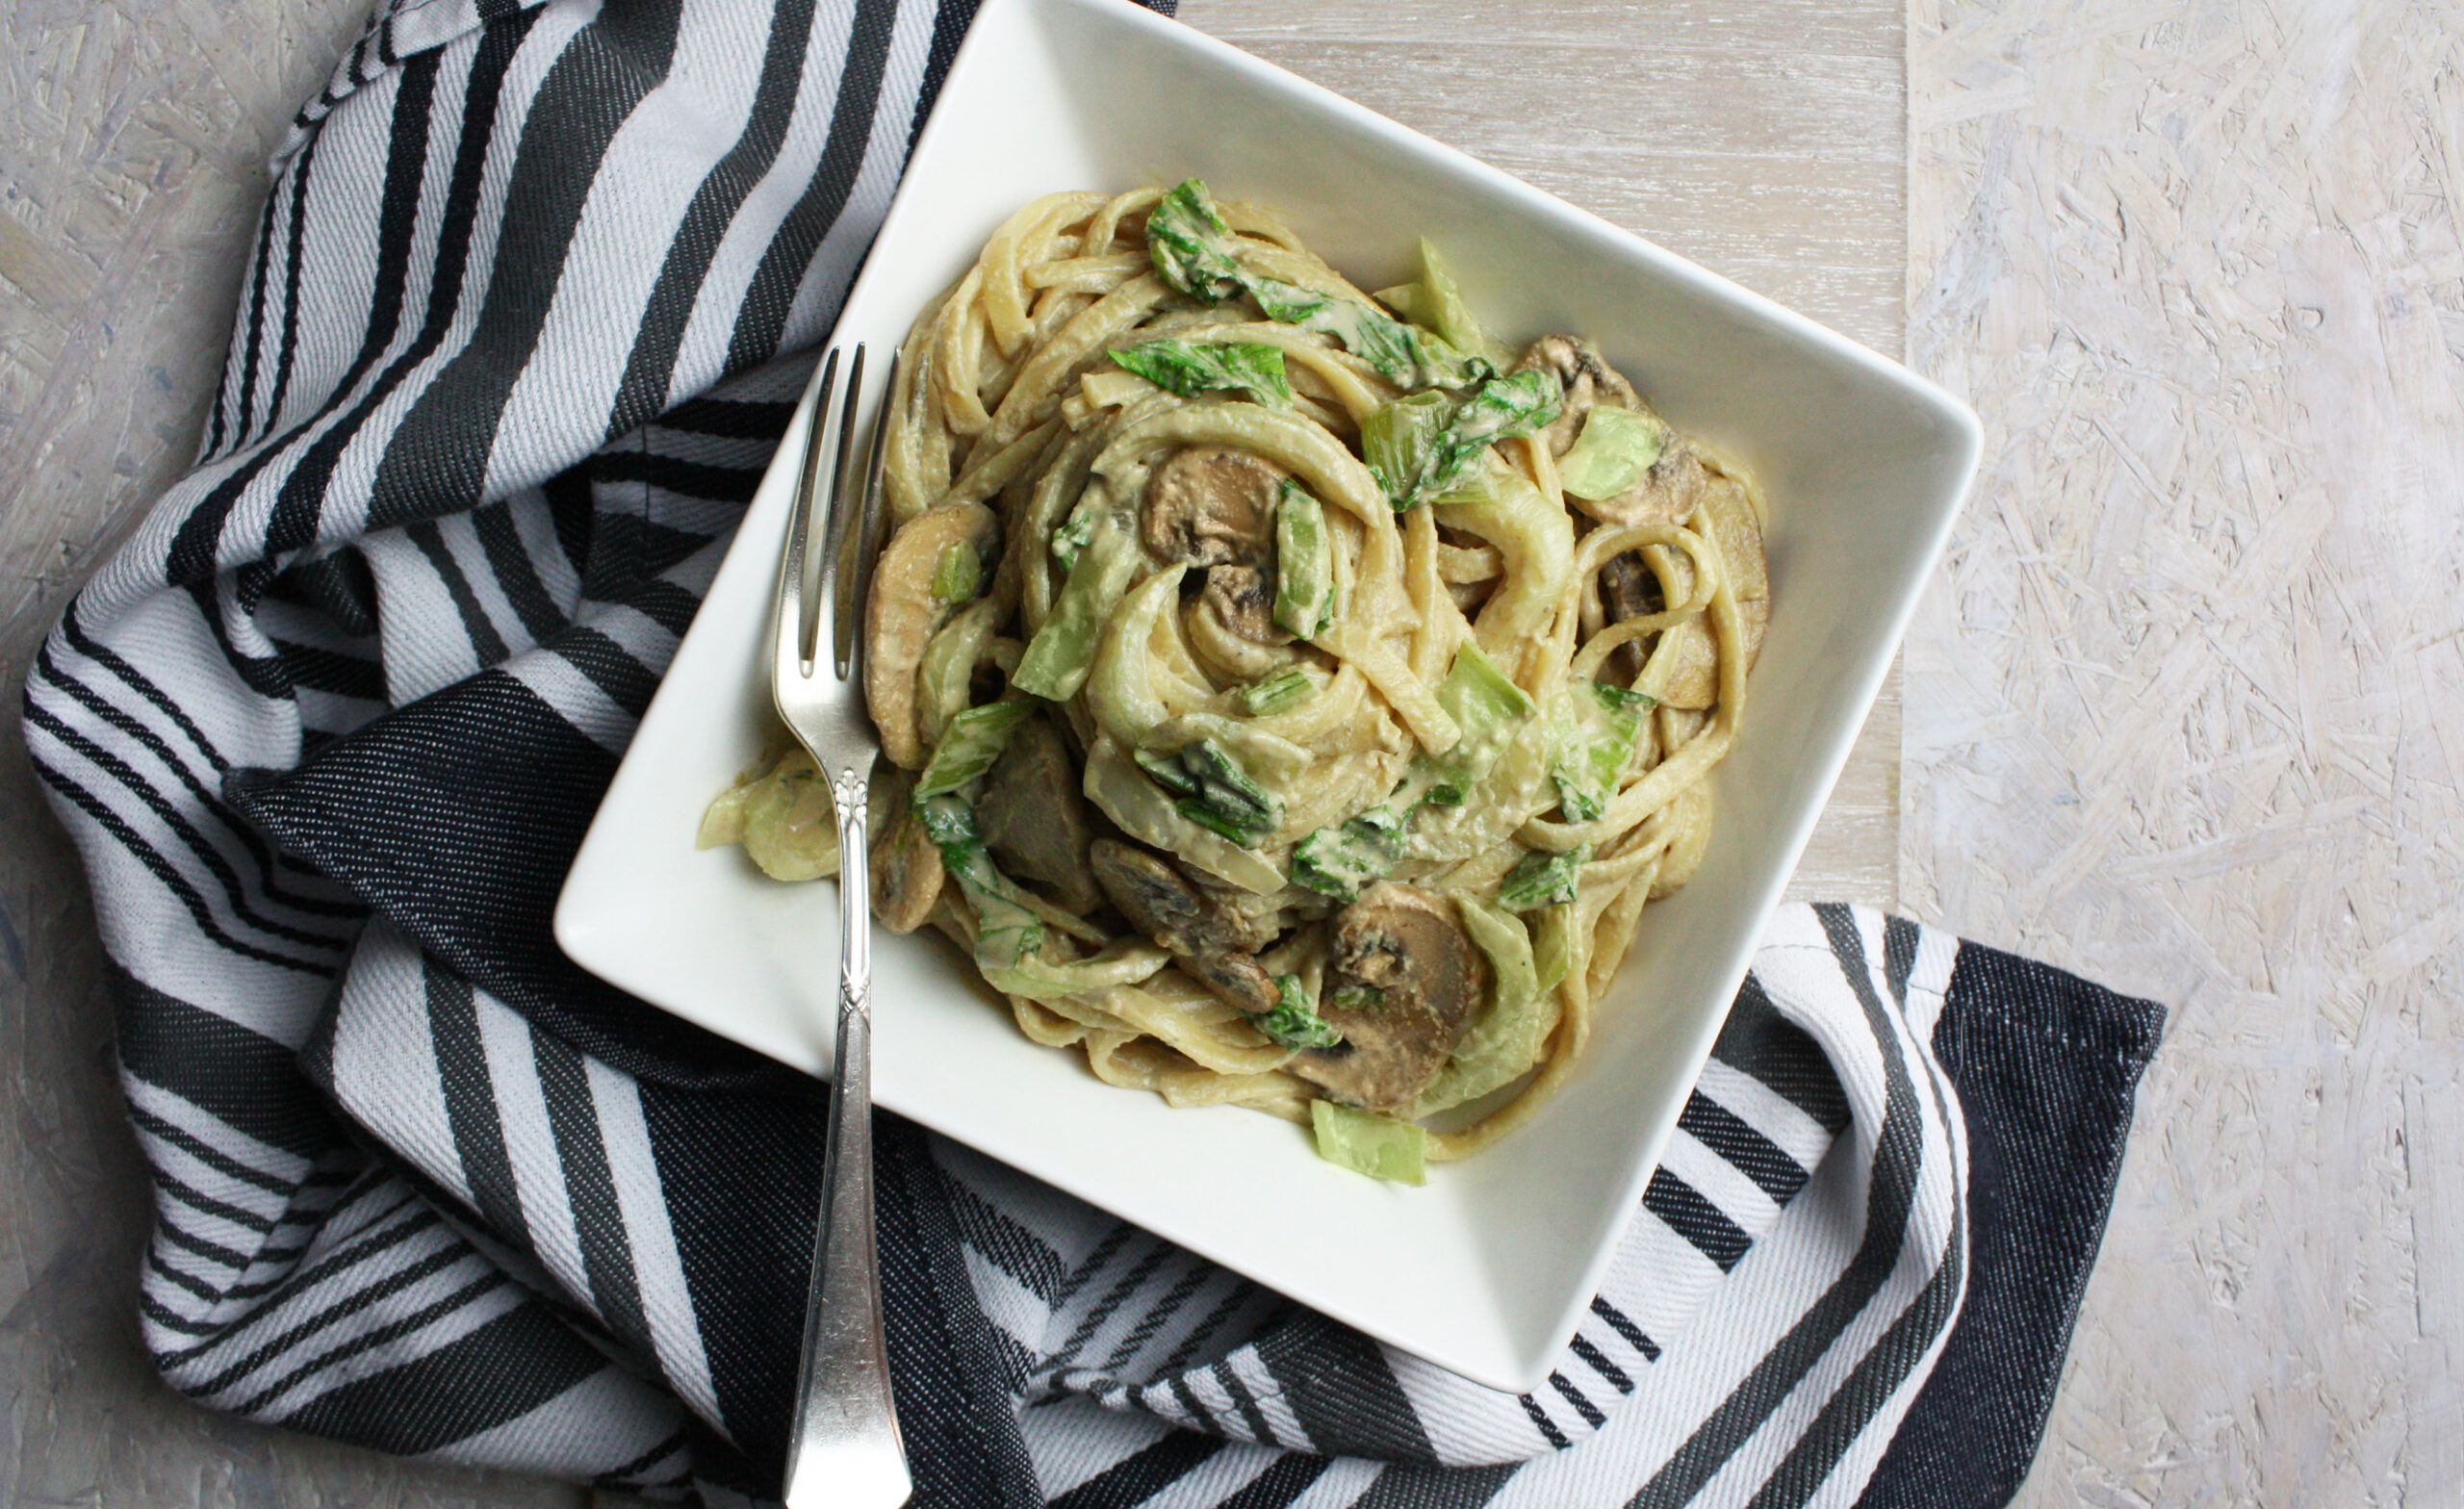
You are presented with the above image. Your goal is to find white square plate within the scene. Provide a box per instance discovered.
[556,0,1978,1392]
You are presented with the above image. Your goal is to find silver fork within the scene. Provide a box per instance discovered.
[773,343,911,1509]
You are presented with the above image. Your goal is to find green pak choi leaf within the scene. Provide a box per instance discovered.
[1271,481,1334,638]
[1310,1101,1427,1185]
[1256,975,1343,1050]
[1420,640,1537,802]
[1366,369,1563,511]
[1530,905,1577,994]
[1550,678,1654,822]
[1146,181,1485,389]
[1291,804,1408,901]
[1407,895,1557,1118]
[1499,844,1589,911]
[1555,406,1667,501]
[1111,339,1291,406]
[1240,668,1318,717]
[930,540,983,604]
[1412,239,1510,371]
[1014,519,1140,701]
[1049,510,1096,574]
[916,795,1044,973]
[912,698,1035,805]
[1146,179,1245,303]
[1133,737,1282,849]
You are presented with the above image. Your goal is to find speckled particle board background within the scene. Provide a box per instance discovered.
[2,0,2457,1504]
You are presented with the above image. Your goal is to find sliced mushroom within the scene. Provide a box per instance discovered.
[1183,565,1298,684]
[870,802,945,934]
[1514,334,1706,527]
[1090,837,1279,1014]
[1142,446,1285,568]
[867,768,944,934]
[975,715,1101,912]
[1597,550,1656,682]
[865,502,1000,769]
[1205,564,1289,645]
[1183,867,1285,954]
[1289,882,1489,1113]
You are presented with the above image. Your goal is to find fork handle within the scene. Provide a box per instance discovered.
[783,769,911,1509]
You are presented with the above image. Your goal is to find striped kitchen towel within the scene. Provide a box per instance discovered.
[20,0,2166,1504]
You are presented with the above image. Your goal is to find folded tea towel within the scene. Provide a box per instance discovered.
[22,1,2165,1504]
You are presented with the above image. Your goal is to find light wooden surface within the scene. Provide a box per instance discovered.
[1904,2,2464,1504]
[27,0,2437,1503]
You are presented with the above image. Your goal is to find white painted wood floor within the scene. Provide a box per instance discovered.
[2,0,2451,1503]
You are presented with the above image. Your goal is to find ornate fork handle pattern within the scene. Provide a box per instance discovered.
[774,345,910,1509]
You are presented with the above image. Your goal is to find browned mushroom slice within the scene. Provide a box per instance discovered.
[1142,446,1285,568]
[870,800,945,934]
[975,715,1101,912]
[865,502,1000,769]
[1514,334,1706,527]
[1090,838,1279,1014]
[1290,882,1490,1113]
[1597,550,1657,682]
[1200,564,1292,646]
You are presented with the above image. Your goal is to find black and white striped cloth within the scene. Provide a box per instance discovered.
[22,1,2166,1504]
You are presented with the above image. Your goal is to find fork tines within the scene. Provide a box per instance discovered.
[780,343,898,686]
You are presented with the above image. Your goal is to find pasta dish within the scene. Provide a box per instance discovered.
[703,182,1768,1182]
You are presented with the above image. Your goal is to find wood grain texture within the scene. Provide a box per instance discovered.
[0,0,1902,1503]
[1904,1,2464,1503]
[1176,0,1909,910]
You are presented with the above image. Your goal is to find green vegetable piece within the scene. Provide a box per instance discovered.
[1294,646,1534,896]
[1373,282,1424,321]
[1412,239,1509,371]
[1241,668,1318,717]
[1367,369,1563,511]
[1111,339,1291,406]
[1500,844,1589,911]
[1273,285,1486,391]
[916,795,1043,972]
[1145,181,1484,389]
[1291,804,1408,900]
[1530,906,1576,995]
[1257,975,1344,1050]
[1325,983,1387,1011]
[1146,179,1245,303]
[1556,406,1667,502]
[1550,678,1655,822]
[1408,896,1555,1119]
[1311,1100,1427,1185]
[1363,391,1454,511]
[1245,272,1487,390]
[930,540,983,604]
[1134,737,1282,849]
[1272,481,1334,638]
[1049,510,1096,575]
[912,698,1035,805]
[1014,521,1139,701]
[1426,640,1538,794]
